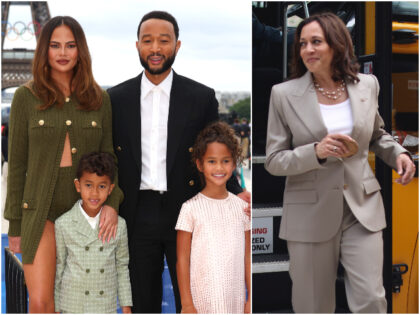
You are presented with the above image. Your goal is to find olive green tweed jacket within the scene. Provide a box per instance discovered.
[4,85,123,264]
[54,201,132,313]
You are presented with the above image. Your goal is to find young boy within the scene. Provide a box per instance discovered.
[54,152,132,313]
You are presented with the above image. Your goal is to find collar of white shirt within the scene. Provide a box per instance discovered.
[141,70,173,100]
[78,200,102,230]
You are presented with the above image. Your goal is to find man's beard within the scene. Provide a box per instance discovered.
[140,52,176,75]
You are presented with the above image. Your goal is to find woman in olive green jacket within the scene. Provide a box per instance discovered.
[4,16,123,313]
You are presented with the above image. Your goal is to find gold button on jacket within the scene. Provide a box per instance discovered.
[66,120,72,126]
[71,148,77,154]
[189,180,194,186]
[91,121,97,127]
[38,120,44,126]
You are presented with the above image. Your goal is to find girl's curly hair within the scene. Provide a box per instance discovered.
[192,121,243,168]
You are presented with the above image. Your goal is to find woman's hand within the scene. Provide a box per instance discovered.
[395,153,416,185]
[8,236,21,254]
[315,134,353,159]
[98,205,118,243]
[181,305,198,313]
[237,190,251,217]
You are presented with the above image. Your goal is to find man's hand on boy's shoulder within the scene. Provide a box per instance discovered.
[122,306,132,313]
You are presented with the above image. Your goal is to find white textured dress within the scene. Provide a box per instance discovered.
[175,192,250,314]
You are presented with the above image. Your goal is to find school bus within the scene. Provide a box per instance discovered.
[252,2,418,312]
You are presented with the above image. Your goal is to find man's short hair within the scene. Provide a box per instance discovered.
[137,10,179,40]
[76,152,115,182]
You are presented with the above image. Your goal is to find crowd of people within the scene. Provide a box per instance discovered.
[233,118,251,168]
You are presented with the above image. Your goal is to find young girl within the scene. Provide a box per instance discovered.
[176,121,251,314]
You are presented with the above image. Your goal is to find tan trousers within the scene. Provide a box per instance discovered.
[287,200,387,313]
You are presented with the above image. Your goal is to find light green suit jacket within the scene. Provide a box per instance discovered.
[54,201,132,313]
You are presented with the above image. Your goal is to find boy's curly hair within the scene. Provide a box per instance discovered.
[76,152,116,182]
[192,121,243,167]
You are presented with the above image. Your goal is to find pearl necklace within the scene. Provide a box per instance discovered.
[313,80,346,100]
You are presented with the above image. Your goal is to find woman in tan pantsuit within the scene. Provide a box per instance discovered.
[265,13,415,313]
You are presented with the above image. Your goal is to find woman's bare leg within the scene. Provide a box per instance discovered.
[23,220,56,313]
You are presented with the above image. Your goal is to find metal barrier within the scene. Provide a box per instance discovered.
[4,248,28,313]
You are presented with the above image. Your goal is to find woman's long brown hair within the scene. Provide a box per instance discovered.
[32,16,102,110]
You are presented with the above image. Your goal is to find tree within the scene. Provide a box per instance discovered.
[229,97,250,121]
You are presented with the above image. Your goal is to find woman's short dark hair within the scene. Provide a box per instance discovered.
[291,12,360,82]
[76,152,115,182]
[137,11,179,40]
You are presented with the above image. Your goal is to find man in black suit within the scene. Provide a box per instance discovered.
[108,11,249,313]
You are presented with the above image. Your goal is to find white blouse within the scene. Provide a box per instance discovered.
[319,98,354,135]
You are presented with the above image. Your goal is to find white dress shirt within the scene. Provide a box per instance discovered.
[78,200,102,229]
[140,70,173,191]
[319,98,354,135]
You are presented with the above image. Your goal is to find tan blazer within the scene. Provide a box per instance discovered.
[265,71,407,243]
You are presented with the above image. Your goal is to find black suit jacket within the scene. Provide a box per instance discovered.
[108,71,242,239]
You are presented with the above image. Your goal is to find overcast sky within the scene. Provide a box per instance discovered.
[4,0,251,92]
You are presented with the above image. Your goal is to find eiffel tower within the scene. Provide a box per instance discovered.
[1,1,50,89]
